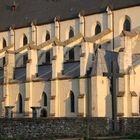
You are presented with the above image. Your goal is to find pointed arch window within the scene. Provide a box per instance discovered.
[42,92,47,107]
[46,31,50,41]
[3,38,7,48]
[123,17,131,32]
[18,94,23,113]
[23,34,28,46]
[69,27,74,38]
[95,23,101,35]
[70,91,75,113]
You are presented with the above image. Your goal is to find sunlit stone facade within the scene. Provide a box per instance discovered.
[0,1,140,118]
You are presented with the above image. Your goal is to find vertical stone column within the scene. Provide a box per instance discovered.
[106,6,113,50]
[5,106,14,118]
[54,18,60,40]
[52,44,64,79]
[31,107,41,118]
[9,27,15,46]
[78,41,93,117]
[5,51,15,82]
[26,48,38,117]
[2,28,15,117]
[31,23,37,45]
[122,36,133,117]
[51,44,64,117]
[26,49,38,80]
[123,37,132,72]
[80,42,93,76]
[3,51,15,112]
[79,13,85,36]
[106,6,113,30]
[131,93,139,116]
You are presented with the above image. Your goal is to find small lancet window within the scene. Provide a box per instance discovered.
[46,31,50,41]
[123,18,131,32]
[70,91,75,113]
[42,92,47,107]
[69,48,74,61]
[23,34,28,46]
[18,94,23,113]
[95,23,101,35]
[69,27,74,38]
[3,38,7,48]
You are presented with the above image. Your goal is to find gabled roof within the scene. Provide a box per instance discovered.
[0,0,140,32]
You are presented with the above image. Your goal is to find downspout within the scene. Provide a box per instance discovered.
[112,11,115,51]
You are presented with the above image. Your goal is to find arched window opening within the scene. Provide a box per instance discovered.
[40,108,47,117]
[123,18,131,32]
[18,94,23,113]
[3,38,7,48]
[95,23,101,49]
[95,23,101,35]
[70,91,75,113]
[69,27,74,38]
[23,34,28,46]
[46,51,50,63]
[69,48,74,61]
[46,31,50,41]
[42,92,47,107]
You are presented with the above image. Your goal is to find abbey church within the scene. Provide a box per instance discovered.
[0,0,140,118]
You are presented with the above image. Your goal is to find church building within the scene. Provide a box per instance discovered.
[0,0,140,118]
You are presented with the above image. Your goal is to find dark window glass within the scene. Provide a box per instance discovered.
[46,51,50,63]
[69,28,74,38]
[40,109,47,117]
[43,93,47,106]
[18,94,23,113]
[3,57,5,66]
[23,54,28,65]
[70,91,75,113]
[46,32,50,41]
[95,24,101,35]
[69,48,74,61]
[3,39,7,48]
[123,18,131,31]
[70,91,75,112]
[23,35,28,46]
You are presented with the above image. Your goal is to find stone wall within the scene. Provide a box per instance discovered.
[119,118,140,136]
[0,117,140,139]
[0,117,110,139]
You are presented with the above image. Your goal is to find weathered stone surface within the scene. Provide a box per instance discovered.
[0,117,110,139]
[0,117,139,139]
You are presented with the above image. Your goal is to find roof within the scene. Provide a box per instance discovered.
[0,0,140,32]
[14,67,26,81]
[38,64,52,80]
[92,49,119,76]
[63,61,80,78]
